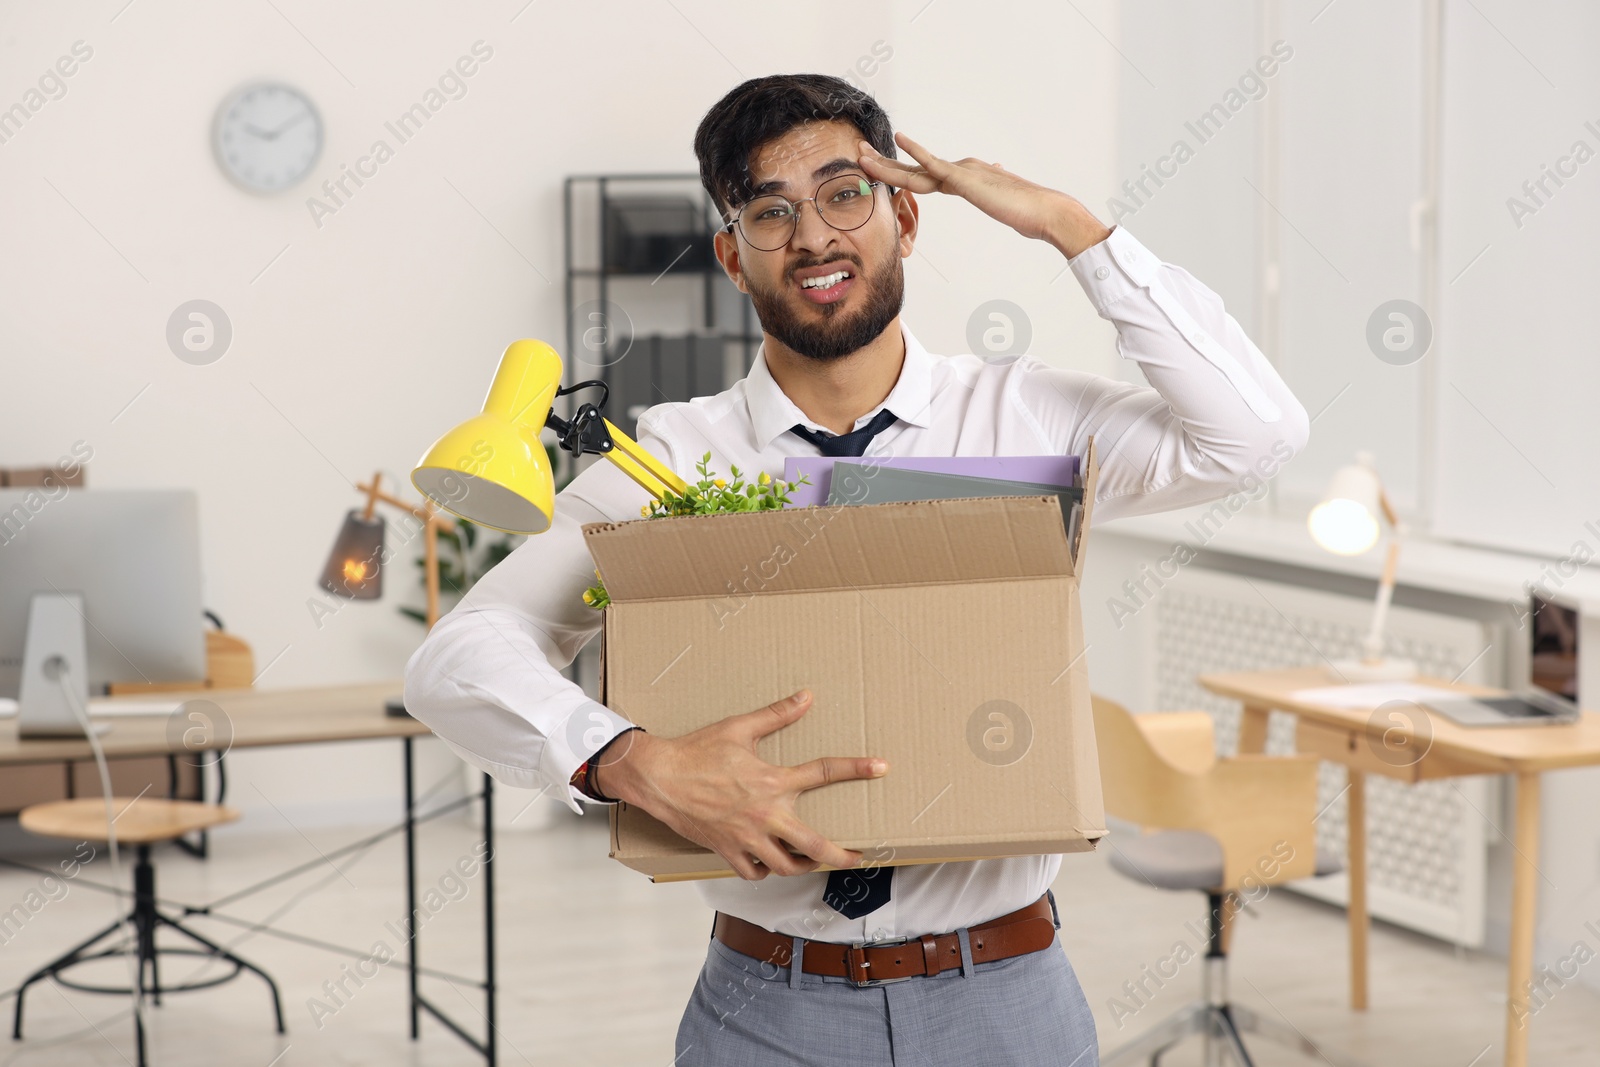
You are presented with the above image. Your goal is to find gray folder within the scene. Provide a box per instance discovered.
[827,462,1085,545]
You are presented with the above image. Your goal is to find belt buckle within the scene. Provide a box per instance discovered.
[845,934,915,988]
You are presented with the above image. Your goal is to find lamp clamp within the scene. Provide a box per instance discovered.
[545,379,616,458]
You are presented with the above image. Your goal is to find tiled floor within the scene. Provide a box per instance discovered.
[0,806,1594,1066]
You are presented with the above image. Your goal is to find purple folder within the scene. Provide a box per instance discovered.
[781,455,1080,508]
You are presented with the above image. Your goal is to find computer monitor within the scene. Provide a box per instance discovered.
[0,489,206,700]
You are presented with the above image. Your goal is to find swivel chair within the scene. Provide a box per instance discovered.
[1093,694,1348,1066]
[12,797,284,1067]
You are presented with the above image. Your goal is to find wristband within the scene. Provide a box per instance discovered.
[570,726,645,803]
[569,759,599,801]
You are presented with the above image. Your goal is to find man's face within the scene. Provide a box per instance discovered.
[720,120,909,363]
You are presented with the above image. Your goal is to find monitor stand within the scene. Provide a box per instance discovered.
[18,593,109,739]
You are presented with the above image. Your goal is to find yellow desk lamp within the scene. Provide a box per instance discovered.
[411,339,687,534]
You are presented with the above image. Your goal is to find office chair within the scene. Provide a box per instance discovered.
[12,797,284,1067]
[1092,694,1348,1067]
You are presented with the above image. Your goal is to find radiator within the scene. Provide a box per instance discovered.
[1151,567,1498,948]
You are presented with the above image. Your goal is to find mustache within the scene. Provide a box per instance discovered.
[789,256,862,280]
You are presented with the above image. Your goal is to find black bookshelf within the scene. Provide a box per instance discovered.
[561,174,762,439]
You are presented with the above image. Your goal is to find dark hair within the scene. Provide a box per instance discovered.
[693,74,897,221]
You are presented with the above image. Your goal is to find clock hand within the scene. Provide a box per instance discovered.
[265,111,311,139]
[242,123,273,138]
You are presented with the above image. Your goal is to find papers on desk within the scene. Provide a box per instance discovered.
[0,696,184,719]
[1288,681,1464,709]
[86,698,186,717]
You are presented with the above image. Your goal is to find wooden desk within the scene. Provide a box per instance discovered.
[0,682,430,765]
[0,682,499,1065]
[1199,667,1600,1067]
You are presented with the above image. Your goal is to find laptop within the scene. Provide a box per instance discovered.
[1420,687,1582,728]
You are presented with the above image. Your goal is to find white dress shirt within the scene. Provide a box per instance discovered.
[403,225,1310,942]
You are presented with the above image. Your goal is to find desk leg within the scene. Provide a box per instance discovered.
[482,772,497,1067]
[1347,768,1368,1012]
[404,736,419,1040]
[397,740,496,1064]
[1504,771,1541,1067]
[1237,703,1271,754]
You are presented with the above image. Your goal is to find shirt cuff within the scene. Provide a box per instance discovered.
[1066,225,1159,316]
[543,700,638,811]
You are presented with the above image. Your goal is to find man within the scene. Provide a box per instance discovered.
[404,74,1309,1065]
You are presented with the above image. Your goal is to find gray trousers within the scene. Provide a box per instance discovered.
[675,909,1099,1066]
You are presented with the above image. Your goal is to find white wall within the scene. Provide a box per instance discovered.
[885,0,1121,370]
[0,0,1119,825]
[1114,1,1435,522]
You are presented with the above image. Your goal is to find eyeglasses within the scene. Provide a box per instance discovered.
[722,174,885,252]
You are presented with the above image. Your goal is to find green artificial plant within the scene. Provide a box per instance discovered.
[582,452,809,610]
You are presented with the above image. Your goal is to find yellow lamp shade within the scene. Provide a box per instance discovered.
[412,340,564,535]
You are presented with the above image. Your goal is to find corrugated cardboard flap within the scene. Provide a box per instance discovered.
[583,492,1077,603]
[1072,436,1099,573]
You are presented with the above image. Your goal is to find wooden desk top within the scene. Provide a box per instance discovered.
[1199,667,1600,774]
[0,682,430,766]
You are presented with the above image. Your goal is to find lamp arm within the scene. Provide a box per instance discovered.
[361,472,383,521]
[544,379,616,459]
[542,379,688,501]
[1377,483,1400,530]
[1361,505,1406,663]
[353,478,460,630]
[600,419,689,500]
[354,478,456,534]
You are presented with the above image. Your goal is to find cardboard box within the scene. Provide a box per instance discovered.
[582,438,1105,881]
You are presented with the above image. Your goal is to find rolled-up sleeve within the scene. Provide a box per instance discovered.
[403,418,674,813]
[1009,226,1310,525]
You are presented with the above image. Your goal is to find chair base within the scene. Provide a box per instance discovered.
[1101,998,1365,1067]
[11,843,284,1067]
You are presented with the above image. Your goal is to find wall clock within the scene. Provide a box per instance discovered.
[213,82,322,193]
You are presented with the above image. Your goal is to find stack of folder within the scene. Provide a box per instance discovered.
[781,455,1086,551]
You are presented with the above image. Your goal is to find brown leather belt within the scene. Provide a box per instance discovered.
[712,892,1058,987]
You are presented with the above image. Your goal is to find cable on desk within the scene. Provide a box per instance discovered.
[52,664,146,1055]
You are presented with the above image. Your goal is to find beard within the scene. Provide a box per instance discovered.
[746,241,905,363]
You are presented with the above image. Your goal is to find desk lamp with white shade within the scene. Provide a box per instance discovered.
[1307,450,1416,682]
